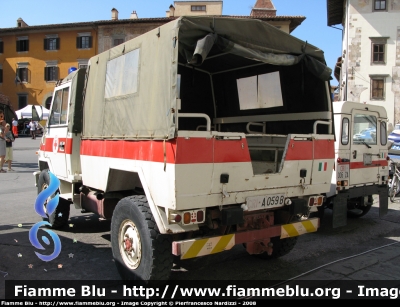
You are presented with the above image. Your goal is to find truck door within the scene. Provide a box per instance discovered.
[45,83,69,179]
[349,110,382,185]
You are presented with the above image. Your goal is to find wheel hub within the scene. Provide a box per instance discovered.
[119,220,142,269]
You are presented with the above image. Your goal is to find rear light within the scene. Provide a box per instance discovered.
[197,210,204,223]
[183,212,191,224]
[169,209,206,225]
[337,180,348,186]
[337,158,341,162]
[308,196,324,207]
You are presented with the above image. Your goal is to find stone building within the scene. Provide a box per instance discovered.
[328,0,400,126]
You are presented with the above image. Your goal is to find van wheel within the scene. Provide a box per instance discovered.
[37,169,70,229]
[347,195,372,218]
[249,237,298,259]
[111,195,173,281]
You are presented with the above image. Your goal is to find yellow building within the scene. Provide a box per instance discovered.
[0,19,97,111]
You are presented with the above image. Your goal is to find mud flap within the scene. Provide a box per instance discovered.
[378,186,388,217]
[332,194,347,228]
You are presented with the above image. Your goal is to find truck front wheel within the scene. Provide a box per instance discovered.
[37,169,70,229]
[111,195,173,281]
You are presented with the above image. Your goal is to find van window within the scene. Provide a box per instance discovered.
[380,121,387,145]
[105,48,140,98]
[49,87,69,125]
[352,114,377,145]
[341,117,349,145]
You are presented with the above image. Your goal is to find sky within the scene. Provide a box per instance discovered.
[0,0,343,86]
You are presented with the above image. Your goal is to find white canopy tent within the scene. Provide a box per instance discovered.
[15,105,50,120]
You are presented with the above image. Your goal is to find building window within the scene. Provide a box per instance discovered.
[16,62,29,83]
[16,36,29,52]
[114,38,124,46]
[374,0,387,11]
[372,43,384,63]
[370,37,388,64]
[77,32,92,49]
[0,65,3,83]
[18,94,28,109]
[44,35,60,51]
[191,5,206,11]
[370,77,385,100]
[0,40,3,53]
[45,96,52,110]
[77,59,88,70]
[45,66,58,81]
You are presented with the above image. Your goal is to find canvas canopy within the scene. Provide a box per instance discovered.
[16,105,50,120]
[82,16,331,140]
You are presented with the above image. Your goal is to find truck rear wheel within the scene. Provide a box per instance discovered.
[347,195,372,218]
[37,169,70,229]
[111,195,173,281]
[250,236,298,259]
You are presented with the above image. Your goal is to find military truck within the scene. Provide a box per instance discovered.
[36,16,335,281]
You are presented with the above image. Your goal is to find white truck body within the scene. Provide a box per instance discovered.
[36,16,336,281]
[324,101,389,227]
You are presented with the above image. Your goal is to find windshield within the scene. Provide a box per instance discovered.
[352,114,377,145]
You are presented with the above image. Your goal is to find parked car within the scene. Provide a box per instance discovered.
[353,127,376,142]
[389,124,400,143]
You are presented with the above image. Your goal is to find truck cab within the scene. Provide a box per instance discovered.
[323,101,389,227]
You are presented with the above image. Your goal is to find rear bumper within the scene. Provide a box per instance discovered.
[172,218,319,259]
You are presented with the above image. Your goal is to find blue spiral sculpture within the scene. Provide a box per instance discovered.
[29,171,62,262]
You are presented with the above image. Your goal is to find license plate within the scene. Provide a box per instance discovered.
[337,164,349,179]
[246,194,285,211]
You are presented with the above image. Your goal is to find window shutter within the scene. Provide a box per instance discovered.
[76,37,80,48]
[26,40,29,51]
[44,67,48,81]
[27,68,30,83]
[55,67,59,79]
[44,38,48,50]
[0,69,3,83]
[0,41,3,53]
[89,36,92,48]
[16,41,20,52]
[56,38,60,50]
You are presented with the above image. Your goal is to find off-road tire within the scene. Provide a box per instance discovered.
[252,236,298,259]
[347,195,372,218]
[37,169,70,229]
[111,195,173,281]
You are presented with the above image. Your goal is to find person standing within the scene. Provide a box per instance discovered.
[12,118,18,138]
[4,123,15,171]
[0,120,6,173]
[29,119,37,139]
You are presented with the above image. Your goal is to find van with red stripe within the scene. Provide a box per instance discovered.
[35,16,336,281]
[318,101,389,227]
